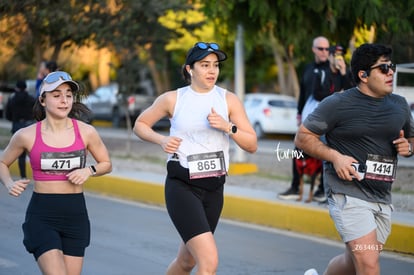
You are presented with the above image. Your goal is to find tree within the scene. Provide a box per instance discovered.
[91,0,191,95]
[0,0,191,90]
[1,0,412,96]
[0,0,105,73]
[201,0,414,97]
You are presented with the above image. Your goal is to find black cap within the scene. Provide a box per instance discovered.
[16,80,27,90]
[185,44,227,65]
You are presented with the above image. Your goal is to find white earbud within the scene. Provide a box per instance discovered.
[189,70,193,76]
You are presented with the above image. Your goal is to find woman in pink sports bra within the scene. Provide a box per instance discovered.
[0,71,112,275]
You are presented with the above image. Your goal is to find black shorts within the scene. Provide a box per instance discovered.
[165,160,225,243]
[22,192,90,260]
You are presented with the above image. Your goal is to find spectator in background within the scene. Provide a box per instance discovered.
[35,60,58,97]
[278,36,331,202]
[327,45,354,94]
[5,80,36,179]
[279,40,355,203]
[133,42,257,274]
[311,45,355,201]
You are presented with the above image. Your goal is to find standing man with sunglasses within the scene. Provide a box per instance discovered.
[134,42,257,274]
[279,36,331,202]
[296,44,414,275]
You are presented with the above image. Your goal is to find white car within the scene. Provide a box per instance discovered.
[82,83,125,127]
[244,93,298,138]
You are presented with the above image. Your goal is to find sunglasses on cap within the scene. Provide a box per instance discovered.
[194,42,220,51]
[316,47,329,52]
[369,63,396,74]
[43,71,73,84]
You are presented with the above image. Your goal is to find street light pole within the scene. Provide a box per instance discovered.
[233,23,246,162]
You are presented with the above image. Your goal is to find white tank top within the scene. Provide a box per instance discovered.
[168,85,230,170]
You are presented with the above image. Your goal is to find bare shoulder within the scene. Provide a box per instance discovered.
[10,123,37,148]
[225,90,243,106]
[76,120,99,138]
[151,90,177,116]
[164,89,178,96]
[21,122,37,135]
[156,90,177,104]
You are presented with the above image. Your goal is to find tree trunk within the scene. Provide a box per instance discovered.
[287,44,299,98]
[50,41,62,64]
[287,58,299,98]
[269,31,287,94]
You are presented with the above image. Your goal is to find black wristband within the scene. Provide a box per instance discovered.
[90,165,97,175]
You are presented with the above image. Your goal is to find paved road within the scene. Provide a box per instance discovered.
[1,185,413,275]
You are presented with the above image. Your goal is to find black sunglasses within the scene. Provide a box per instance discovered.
[43,71,73,83]
[370,63,396,74]
[194,42,220,51]
[316,47,329,52]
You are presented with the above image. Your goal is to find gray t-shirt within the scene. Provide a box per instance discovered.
[304,87,414,204]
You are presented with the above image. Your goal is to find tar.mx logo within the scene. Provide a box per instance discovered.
[275,142,304,161]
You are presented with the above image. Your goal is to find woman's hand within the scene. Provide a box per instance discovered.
[6,179,30,197]
[67,168,93,185]
[207,107,228,133]
[161,136,182,154]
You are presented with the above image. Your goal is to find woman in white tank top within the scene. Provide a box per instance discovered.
[134,42,257,274]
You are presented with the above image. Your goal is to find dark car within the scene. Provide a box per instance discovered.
[82,83,170,129]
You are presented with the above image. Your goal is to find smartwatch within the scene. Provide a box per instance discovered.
[229,123,237,135]
[89,165,97,175]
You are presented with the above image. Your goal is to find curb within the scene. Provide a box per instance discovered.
[228,163,258,175]
[9,163,414,255]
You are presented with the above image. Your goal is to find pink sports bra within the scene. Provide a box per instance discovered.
[29,119,87,181]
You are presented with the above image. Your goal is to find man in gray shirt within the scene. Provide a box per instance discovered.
[295,44,414,275]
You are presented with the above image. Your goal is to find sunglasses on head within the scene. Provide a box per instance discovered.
[316,47,329,52]
[194,42,220,51]
[43,71,72,84]
[369,63,396,74]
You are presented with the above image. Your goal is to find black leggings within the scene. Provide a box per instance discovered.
[165,161,224,243]
[22,192,90,260]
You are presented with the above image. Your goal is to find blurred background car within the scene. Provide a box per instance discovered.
[82,83,125,127]
[244,93,298,138]
[82,82,169,129]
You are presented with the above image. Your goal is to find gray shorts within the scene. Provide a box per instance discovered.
[328,193,393,244]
